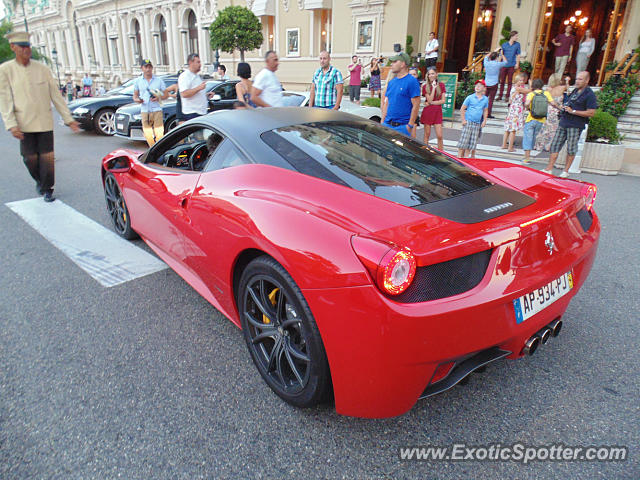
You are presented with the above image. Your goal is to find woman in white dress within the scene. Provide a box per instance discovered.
[576,29,595,75]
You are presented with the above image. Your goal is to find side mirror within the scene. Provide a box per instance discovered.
[105,155,131,173]
[211,94,222,102]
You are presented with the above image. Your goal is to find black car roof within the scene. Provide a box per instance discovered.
[200,107,364,139]
[184,108,367,166]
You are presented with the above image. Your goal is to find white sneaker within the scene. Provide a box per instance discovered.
[559,171,569,178]
[542,169,552,174]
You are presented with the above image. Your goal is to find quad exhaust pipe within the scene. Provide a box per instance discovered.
[522,319,563,356]
[548,319,562,337]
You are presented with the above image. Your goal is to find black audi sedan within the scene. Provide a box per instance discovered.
[114,80,239,141]
[68,74,178,136]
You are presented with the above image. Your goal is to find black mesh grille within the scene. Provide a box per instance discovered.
[576,207,594,232]
[391,249,493,303]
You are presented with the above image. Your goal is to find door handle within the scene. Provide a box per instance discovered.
[179,196,188,208]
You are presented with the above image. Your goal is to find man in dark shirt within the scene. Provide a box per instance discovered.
[544,71,597,177]
[551,25,575,75]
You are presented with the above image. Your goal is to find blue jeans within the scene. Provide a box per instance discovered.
[523,119,543,150]
[314,105,335,109]
[383,120,412,137]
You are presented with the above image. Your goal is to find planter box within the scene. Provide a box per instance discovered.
[556,142,626,175]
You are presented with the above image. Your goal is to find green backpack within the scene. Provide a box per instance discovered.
[531,91,549,119]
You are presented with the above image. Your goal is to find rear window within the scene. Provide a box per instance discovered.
[261,122,491,206]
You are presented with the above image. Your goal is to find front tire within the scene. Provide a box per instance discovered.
[238,256,331,408]
[94,109,116,136]
[104,172,138,240]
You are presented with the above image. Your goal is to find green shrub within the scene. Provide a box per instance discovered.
[604,60,618,72]
[587,109,621,144]
[362,97,381,108]
[519,60,532,75]
[361,75,370,88]
[597,74,639,117]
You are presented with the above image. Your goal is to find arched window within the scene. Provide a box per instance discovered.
[159,16,169,65]
[187,10,198,54]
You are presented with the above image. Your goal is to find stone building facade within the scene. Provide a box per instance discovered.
[5,0,640,89]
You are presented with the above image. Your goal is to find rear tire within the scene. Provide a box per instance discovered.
[238,256,331,408]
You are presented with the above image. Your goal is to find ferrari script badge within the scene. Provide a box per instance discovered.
[545,232,556,255]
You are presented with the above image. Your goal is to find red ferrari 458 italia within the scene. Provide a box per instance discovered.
[102,108,599,418]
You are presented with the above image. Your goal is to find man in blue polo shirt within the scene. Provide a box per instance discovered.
[457,79,489,158]
[133,59,168,146]
[496,31,521,101]
[381,52,421,137]
[309,51,343,110]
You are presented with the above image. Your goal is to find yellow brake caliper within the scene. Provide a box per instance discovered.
[263,288,279,324]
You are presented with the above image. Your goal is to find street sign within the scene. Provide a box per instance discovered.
[438,73,458,120]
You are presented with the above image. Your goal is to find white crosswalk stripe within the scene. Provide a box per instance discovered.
[6,198,167,287]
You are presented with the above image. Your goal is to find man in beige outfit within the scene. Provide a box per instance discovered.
[0,32,80,202]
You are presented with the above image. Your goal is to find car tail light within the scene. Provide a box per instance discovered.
[378,248,417,295]
[581,183,597,211]
[351,236,417,296]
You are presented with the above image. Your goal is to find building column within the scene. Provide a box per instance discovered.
[152,32,161,64]
[309,10,314,57]
[63,27,76,69]
[141,10,153,59]
[78,22,91,71]
[52,29,64,71]
[93,21,106,67]
[119,15,132,71]
[180,30,189,62]
[67,22,81,70]
[165,8,178,70]
[199,26,210,63]
[46,29,57,63]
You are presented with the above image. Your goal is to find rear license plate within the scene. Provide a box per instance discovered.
[513,272,573,324]
[116,123,124,130]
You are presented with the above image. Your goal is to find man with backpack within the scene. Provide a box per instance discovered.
[522,78,560,163]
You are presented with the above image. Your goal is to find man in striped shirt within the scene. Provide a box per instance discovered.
[309,51,344,110]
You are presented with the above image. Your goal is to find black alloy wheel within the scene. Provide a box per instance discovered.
[164,117,178,133]
[104,172,138,240]
[94,109,116,135]
[239,256,331,408]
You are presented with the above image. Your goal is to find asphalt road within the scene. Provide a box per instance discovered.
[1,120,638,479]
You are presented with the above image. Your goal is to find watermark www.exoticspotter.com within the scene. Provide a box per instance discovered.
[398,443,628,464]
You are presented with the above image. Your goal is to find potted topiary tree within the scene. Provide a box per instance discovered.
[556,109,625,175]
[500,17,512,45]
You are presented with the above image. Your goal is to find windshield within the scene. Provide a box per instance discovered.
[261,122,491,206]
[281,94,307,107]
